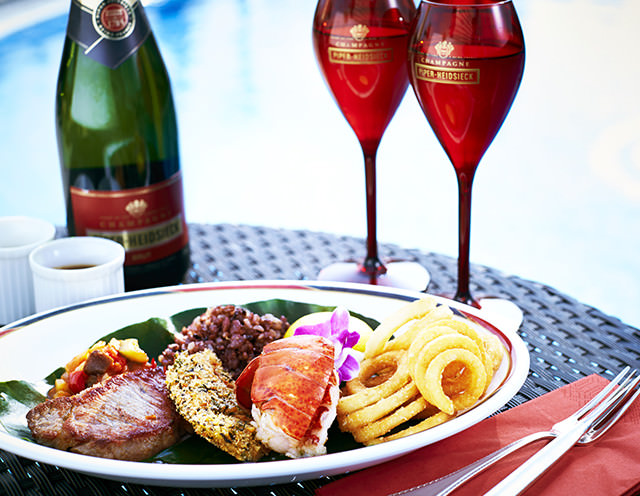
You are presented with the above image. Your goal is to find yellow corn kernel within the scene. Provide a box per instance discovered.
[53,377,72,395]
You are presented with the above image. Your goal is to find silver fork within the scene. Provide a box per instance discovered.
[392,367,640,496]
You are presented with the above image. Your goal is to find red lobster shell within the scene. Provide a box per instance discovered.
[236,334,339,456]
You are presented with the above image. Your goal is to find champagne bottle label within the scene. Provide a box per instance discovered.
[67,0,151,69]
[69,171,189,267]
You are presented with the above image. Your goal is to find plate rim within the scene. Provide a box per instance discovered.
[0,280,530,487]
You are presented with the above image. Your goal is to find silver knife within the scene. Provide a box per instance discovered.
[482,415,597,495]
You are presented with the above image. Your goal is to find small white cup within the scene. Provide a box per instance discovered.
[0,216,56,324]
[29,236,125,313]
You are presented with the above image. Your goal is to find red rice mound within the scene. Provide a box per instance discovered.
[158,305,289,379]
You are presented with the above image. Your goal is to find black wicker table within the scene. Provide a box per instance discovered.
[2,223,639,496]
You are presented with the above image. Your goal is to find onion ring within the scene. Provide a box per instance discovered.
[338,297,504,446]
[337,350,410,415]
[364,298,438,358]
[351,395,429,444]
[368,411,452,444]
[382,305,453,353]
[410,333,483,398]
[420,349,487,414]
[482,332,504,377]
[406,325,458,368]
[338,381,420,431]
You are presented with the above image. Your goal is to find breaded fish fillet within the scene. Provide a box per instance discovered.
[165,350,268,462]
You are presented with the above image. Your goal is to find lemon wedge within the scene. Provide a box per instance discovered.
[285,311,373,352]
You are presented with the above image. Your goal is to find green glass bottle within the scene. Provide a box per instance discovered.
[56,0,190,291]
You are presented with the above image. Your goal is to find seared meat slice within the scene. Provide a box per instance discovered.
[26,367,184,461]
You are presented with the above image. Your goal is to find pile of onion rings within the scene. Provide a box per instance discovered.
[337,297,504,445]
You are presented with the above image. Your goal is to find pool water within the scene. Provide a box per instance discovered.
[1,0,639,329]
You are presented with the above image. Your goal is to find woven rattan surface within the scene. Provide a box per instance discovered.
[2,223,639,496]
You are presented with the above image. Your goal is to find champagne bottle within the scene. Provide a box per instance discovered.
[56,0,190,291]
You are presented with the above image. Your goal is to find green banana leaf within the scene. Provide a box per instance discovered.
[0,381,46,439]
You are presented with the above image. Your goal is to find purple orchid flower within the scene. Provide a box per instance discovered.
[293,307,361,381]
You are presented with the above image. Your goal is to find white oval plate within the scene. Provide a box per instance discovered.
[0,280,529,488]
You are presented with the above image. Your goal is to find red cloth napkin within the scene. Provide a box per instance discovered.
[316,374,640,496]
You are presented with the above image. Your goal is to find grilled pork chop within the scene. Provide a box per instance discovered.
[26,367,184,461]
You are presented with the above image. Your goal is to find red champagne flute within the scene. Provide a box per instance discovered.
[313,0,430,289]
[407,0,525,305]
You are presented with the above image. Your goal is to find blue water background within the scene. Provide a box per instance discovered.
[0,0,639,329]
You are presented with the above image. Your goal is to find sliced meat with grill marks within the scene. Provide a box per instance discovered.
[26,367,185,461]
